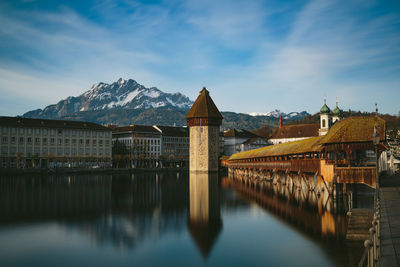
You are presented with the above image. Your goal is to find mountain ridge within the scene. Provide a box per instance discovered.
[22,78,310,129]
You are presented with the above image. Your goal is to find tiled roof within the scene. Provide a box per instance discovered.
[185,88,223,119]
[113,125,160,134]
[228,116,386,160]
[270,124,319,139]
[155,125,189,137]
[321,116,385,144]
[223,129,260,138]
[229,136,324,160]
[0,116,110,130]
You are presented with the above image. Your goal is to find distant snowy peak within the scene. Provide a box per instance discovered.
[246,109,309,120]
[23,78,194,119]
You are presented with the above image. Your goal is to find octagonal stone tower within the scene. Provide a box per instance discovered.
[186,88,223,172]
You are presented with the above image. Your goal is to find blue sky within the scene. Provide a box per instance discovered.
[0,0,399,116]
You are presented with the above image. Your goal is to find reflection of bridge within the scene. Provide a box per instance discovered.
[225,177,347,238]
[223,117,386,195]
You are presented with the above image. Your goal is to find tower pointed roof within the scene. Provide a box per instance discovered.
[186,88,223,120]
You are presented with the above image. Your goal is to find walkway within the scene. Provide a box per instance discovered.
[380,174,400,266]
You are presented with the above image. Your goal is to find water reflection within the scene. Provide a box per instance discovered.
[188,172,222,258]
[225,175,347,239]
[0,172,372,266]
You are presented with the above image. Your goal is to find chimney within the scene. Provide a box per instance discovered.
[279,116,283,129]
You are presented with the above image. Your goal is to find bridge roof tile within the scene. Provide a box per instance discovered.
[228,116,386,160]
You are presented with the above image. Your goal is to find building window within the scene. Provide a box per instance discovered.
[43,138,47,144]
[58,139,62,145]
[35,138,40,144]
[26,147,32,157]
[93,140,97,145]
[65,147,70,155]
[1,136,7,143]
[65,129,70,136]
[50,129,55,136]
[79,130,83,137]
[99,131,103,137]
[58,129,63,136]
[105,132,110,137]
[79,148,83,155]
[18,146,24,153]
[106,140,109,145]
[79,139,83,145]
[42,147,47,155]
[86,140,90,145]
[72,139,76,144]
[50,138,55,144]
[43,129,48,136]
[34,147,39,156]
[86,131,90,137]
[57,148,63,156]
[65,139,69,145]
[1,146,8,155]
[19,128,24,134]
[11,128,16,134]
[27,137,32,144]
[72,130,76,136]
[11,137,15,144]
[85,148,90,155]
[1,127,8,134]
[322,119,326,128]
[35,128,40,135]
[99,140,103,146]
[50,147,55,155]
[93,131,97,137]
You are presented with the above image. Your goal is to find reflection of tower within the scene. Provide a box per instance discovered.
[186,88,223,172]
[187,172,222,258]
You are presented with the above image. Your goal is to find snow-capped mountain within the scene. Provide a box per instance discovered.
[246,109,309,120]
[23,78,193,119]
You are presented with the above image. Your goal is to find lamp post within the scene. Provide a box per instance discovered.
[372,125,380,199]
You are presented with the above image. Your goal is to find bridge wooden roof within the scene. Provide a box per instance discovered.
[229,136,324,160]
[321,116,385,144]
[228,116,386,161]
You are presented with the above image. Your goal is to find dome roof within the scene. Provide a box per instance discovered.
[320,103,331,114]
[332,106,342,116]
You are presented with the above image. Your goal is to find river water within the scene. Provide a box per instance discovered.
[0,171,373,267]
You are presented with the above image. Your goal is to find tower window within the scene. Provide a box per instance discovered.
[322,119,326,128]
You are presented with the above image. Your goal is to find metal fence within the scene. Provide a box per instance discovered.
[358,196,380,267]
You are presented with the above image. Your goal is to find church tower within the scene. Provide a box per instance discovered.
[332,100,342,123]
[186,88,223,172]
[319,98,331,136]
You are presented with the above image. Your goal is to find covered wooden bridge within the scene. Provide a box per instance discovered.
[222,117,386,195]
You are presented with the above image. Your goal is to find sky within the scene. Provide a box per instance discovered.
[0,0,399,116]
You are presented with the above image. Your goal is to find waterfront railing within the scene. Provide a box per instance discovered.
[358,195,380,267]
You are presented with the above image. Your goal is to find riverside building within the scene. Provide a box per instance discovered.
[0,116,112,168]
[112,125,190,168]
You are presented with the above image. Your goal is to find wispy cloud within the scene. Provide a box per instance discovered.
[0,0,399,116]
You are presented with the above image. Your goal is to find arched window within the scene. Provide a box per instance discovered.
[322,119,326,128]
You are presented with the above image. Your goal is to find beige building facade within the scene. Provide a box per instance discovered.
[0,117,112,168]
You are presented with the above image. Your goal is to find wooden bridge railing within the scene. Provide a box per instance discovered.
[335,166,376,188]
[224,158,320,174]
